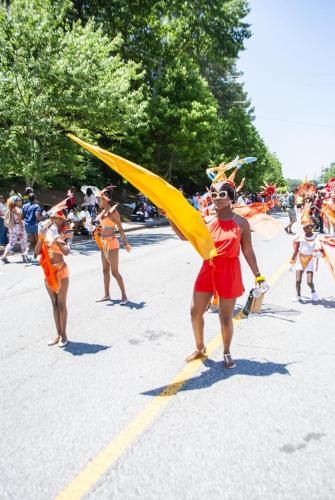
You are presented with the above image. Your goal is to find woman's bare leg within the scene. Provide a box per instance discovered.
[190,291,213,350]
[100,250,111,299]
[46,284,61,341]
[218,297,236,354]
[108,249,127,301]
[57,278,69,341]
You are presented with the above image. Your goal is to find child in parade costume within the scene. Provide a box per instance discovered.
[94,186,131,304]
[170,170,268,369]
[289,206,322,302]
[34,201,74,347]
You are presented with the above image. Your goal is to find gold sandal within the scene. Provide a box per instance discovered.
[48,336,60,346]
[185,346,206,363]
[223,353,236,369]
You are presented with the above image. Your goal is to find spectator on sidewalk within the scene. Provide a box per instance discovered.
[314,192,324,233]
[67,206,81,234]
[22,193,42,255]
[285,189,297,234]
[42,204,51,219]
[1,196,29,264]
[22,187,33,205]
[237,192,246,205]
[66,187,76,210]
[83,188,97,216]
[9,187,23,201]
[79,204,92,234]
[0,194,9,245]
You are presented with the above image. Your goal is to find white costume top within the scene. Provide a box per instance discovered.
[294,234,321,272]
[295,234,320,255]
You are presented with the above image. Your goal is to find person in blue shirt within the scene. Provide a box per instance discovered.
[22,193,42,253]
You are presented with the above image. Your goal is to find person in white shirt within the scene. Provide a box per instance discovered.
[237,193,246,205]
[79,205,91,221]
[83,188,97,216]
[79,204,93,233]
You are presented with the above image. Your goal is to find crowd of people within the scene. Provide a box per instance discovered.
[1,175,334,365]
[0,186,110,264]
[1,185,132,347]
[284,188,335,236]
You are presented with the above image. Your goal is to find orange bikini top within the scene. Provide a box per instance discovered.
[101,216,115,228]
[47,240,64,256]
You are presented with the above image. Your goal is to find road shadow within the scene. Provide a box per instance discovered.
[253,303,302,323]
[311,297,335,308]
[64,341,111,356]
[71,238,98,255]
[70,232,176,255]
[107,300,146,309]
[126,232,177,248]
[142,358,292,396]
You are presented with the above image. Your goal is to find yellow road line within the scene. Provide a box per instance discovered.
[56,258,289,500]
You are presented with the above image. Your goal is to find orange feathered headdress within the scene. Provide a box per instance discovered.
[301,203,314,227]
[296,180,316,198]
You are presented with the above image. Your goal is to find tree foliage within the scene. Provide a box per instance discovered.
[0,0,285,192]
[0,0,147,185]
[321,163,335,183]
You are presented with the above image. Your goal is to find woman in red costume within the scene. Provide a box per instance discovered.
[95,187,131,304]
[171,179,266,368]
[35,208,73,347]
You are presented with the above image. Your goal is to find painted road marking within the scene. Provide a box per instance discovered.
[56,258,289,500]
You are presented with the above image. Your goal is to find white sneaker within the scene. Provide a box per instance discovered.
[292,295,302,302]
[311,292,320,302]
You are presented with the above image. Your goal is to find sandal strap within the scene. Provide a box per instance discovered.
[186,347,206,362]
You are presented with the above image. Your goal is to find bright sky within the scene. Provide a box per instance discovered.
[238,0,335,181]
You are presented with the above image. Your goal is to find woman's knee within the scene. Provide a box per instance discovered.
[220,315,233,328]
[57,300,67,313]
[111,269,121,279]
[103,265,110,276]
[190,304,204,320]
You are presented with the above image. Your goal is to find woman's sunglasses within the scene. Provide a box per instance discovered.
[211,190,229,200]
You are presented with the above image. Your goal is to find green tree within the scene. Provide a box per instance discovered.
[148,57,219,183]
[285,178,303,190]
[216,106,285,191]
[321,163,335,183]
[0,0,148,186]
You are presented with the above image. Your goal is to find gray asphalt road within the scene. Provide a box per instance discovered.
[1,219,334,500]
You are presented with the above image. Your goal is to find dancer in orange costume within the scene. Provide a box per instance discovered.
[321,179,335,236]
[170,176,267,369]
[94,186,131,304]
[35,202,73,347]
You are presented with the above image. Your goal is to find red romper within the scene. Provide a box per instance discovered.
[194,217,244,298]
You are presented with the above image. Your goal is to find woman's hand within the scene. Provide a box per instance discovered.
[125,242,132,252]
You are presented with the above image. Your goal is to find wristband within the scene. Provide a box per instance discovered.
[255,275,266,283]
